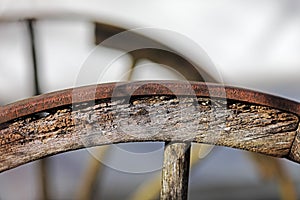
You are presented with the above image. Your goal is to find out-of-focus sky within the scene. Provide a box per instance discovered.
[0,1,299,199]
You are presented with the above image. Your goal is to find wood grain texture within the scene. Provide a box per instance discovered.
[160,142,190,200]
[0,94,299,172]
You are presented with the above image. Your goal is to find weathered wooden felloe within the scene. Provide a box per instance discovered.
[0,81,299,200]
[0,81,299,173]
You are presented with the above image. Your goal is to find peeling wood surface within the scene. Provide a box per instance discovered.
[160,142,190,200]
[0,87,299,172]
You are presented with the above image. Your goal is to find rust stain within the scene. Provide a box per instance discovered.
[0,81,299,124]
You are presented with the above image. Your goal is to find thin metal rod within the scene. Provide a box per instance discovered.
[27,19,41,95]
[160,142,191,200]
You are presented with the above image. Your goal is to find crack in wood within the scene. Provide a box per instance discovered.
[289,124,300,163]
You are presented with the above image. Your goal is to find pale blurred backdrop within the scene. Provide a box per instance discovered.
[0,0,300,199]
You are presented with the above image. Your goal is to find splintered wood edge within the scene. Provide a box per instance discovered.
[0,81,299,172]
[289,124,300,163]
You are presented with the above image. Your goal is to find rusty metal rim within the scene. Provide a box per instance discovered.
[0,81,299,124]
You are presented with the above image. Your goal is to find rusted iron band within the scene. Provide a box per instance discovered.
[1,81,299,124]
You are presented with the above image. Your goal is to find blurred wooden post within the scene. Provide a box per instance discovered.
[160,142,191,200]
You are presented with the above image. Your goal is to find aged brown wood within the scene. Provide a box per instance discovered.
[160,142,190,200]
[0,81,299,173]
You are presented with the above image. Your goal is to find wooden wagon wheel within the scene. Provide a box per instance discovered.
[1,12,299,200]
